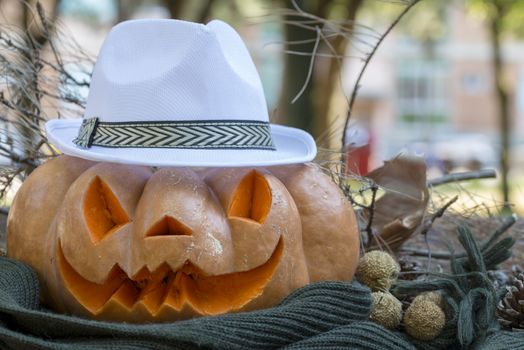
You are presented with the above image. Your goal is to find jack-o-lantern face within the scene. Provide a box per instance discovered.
[7,156,360,323]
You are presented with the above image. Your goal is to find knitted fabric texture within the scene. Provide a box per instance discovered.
[0,257,379,350]
[1,256,524,349]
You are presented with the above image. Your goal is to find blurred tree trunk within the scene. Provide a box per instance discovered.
[115,0,146,24]
[116,0,131,23]
[277,0,363,140]
[277,0,320,134]
[195,0,215,23]
[487,0,511,210]
[315,0,363,142]
[161,0,216,22]
[17,0,60,175]
[162,0,185,19]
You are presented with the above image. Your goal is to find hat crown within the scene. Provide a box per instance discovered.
[84,19,269,123]
[45,18,317,167]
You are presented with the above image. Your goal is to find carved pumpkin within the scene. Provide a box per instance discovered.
[7,156,359,322]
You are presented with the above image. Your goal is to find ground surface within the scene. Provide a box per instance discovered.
[400,214,524,274]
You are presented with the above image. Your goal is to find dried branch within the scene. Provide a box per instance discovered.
[0,1,93,197]
[364,183,379,241]
[291,26,321,104]
[418,195,458,269]
[428,169,497,187]
[341,177,380,247]
[417,195,459,236]
[0,167,24,199]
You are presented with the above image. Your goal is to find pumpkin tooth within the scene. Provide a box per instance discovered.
[137,280,169,314]
[163,270,189,310]
[57,244,128,314]
[131,264,168,302]
[162,238,285,315]
[129,271,176,316]
[109,280,140,310]
[60,234,284,318]
[164,272,184,308]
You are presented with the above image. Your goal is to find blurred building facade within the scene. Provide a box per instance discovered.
[346,1,524,173]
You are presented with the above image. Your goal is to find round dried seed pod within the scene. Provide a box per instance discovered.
[370,291,403,329]
[404,299,445,341]
[356,250,400,291]
[413,291,444,309]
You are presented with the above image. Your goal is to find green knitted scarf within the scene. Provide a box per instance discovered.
[0,257,410,350]
[0,225,523,349]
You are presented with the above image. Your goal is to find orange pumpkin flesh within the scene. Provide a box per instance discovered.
[57,238,283,317]
[85,176,130,243]
[146,216,193,237]
[229,170,272,223]
[57,246,127,313]
[7,156,359,323]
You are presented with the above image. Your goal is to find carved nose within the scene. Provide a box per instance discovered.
[145,216,193,237]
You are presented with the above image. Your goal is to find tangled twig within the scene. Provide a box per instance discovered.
[0,1,93,196]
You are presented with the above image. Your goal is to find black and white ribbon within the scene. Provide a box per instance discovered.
[73,117,275,150]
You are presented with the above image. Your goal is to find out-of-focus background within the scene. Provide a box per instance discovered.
[1,0,524,212]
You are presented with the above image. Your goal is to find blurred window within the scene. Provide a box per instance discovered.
[396,60,448,131]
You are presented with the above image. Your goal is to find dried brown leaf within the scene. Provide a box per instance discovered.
[363,154,429,251]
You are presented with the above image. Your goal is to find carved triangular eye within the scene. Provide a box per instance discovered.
[146,216,193,237]
[228,170,272,224]
[84,176,130,243]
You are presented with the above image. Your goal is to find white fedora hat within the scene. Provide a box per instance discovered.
[46,19,317,167]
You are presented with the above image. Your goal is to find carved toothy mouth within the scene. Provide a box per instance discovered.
[57,238,283,319]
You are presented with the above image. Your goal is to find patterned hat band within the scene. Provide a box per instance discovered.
[73,117,276,150]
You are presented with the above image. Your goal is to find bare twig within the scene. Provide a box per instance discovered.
[424,229,433,271]
[428,169,497,187]
[341,177,380,248]
[0,167,24,199]
[398,248,457,260]
[417,195,459,236]
[0,1,93,197]
[394,195,458,265]
[365,183,379,244]
[291,26,321,104]
[341,0,421,158]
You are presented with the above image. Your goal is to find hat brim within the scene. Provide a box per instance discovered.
[46,119,317,167]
